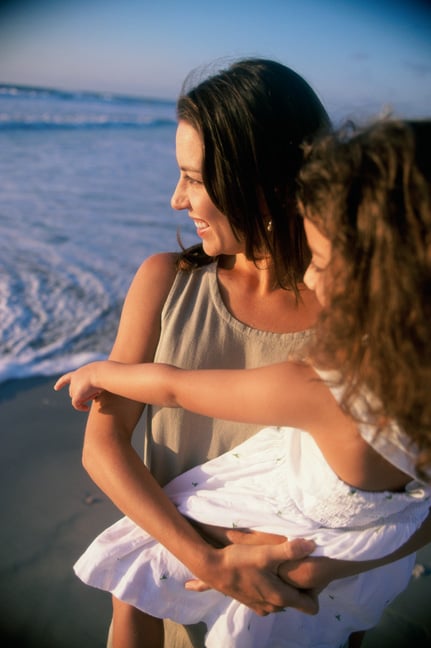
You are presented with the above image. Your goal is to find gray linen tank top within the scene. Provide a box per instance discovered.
[144,261,313,486]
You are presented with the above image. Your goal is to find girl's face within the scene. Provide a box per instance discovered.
[303,219,331,306]
[171,120,245,257]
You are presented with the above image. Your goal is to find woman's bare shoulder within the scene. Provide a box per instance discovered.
[111,253,180,362]
[138,252,179,277]
[129,252,179,295]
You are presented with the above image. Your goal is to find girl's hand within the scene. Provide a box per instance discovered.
[54,362,103,411]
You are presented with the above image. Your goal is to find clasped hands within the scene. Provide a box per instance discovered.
[186,523,328,617]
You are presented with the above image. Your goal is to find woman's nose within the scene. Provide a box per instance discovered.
[171,180,188,211]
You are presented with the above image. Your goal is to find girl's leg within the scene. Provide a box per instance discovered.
[112,596,164,648]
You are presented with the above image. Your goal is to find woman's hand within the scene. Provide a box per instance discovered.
[186,530,319,616]
[212,527,332,592]
[186,524,332,607]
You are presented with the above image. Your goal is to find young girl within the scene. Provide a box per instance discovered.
[56,119,431,647]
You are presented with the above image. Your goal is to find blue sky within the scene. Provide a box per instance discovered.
[0,0,430,119]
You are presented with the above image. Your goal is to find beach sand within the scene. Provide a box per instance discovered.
[1,377,430,647]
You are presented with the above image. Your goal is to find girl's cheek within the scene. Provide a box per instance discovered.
[315,285,326,307]
[303,266,315,292]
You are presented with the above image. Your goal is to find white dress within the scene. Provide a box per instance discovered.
[74,371,431,648]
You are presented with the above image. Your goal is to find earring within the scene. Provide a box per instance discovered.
[266,220,273,232]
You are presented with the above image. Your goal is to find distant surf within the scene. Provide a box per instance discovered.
[0,84,196,384]
[0,84,177,130]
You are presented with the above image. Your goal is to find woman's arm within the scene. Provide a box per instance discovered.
[85,384,317,615]
[64,253,318,615]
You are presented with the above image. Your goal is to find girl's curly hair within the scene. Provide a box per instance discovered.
[298,119,431,479]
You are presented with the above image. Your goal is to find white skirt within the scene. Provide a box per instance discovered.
[75,427,430,647]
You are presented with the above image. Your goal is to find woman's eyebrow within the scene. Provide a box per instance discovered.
[179,164,202,173]
[179,166,202,176]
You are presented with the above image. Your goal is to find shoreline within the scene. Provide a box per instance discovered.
[0,375,119,647]
[1,376,430,646]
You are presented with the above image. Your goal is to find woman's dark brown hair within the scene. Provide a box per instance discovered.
[176,58,330,293]
[299,119,431,477]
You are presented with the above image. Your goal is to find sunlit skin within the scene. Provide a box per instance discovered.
[303,219,331,307]
[171,121,245,258]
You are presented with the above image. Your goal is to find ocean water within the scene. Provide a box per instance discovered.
[0,84,197,384]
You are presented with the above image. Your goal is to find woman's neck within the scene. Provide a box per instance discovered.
[216,254,321,333]
[218,253,277,294]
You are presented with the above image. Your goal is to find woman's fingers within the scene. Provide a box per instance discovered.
[184,538,319,616]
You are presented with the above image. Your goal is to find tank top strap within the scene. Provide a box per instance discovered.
[161,261,313,358]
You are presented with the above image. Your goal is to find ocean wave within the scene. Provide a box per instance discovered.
[0,94,182,384]
[0,116,176,130]
[0,83,176,131]
[0,351,107,385]
[0,83,175,109]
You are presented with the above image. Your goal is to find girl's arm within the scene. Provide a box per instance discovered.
[212,512,431,591]
[58,338,431,596]
[61,254,318,616]
[279,509,431,592]
[57,358,411,492]
[56,357,326,430]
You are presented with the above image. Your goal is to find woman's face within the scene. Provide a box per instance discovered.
[171,120,244,257]
[303,219,331,306]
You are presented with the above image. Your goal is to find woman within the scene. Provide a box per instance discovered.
[81,58,330,647]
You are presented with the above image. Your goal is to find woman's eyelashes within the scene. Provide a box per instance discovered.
[184,173,203,185]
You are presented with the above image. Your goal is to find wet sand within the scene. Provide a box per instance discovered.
[0,377,118,647]
[1,377,430,647]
